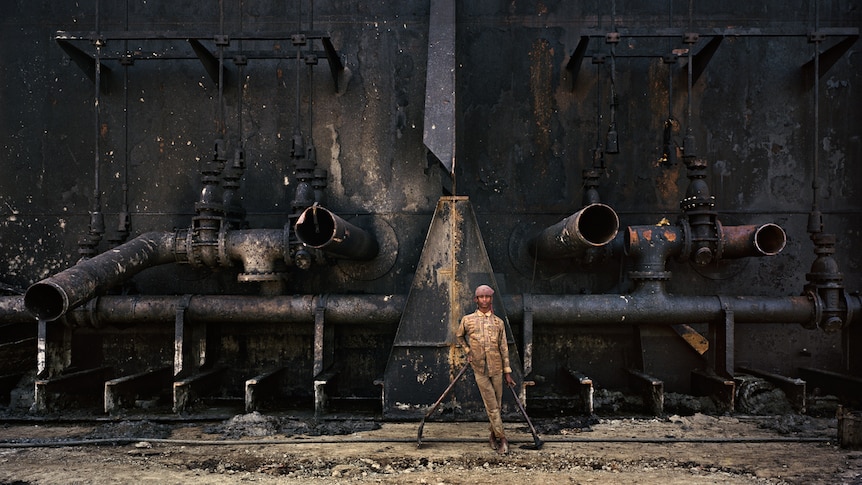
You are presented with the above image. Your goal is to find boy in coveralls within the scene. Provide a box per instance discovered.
[456,284,516,454]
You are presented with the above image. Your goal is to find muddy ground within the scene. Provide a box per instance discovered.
[0,410,860,485]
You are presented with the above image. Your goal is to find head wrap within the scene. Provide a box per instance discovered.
[474,284,494,297]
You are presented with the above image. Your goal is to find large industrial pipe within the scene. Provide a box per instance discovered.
[24,231,178,321]
[719,223,787,259]
[61,294,406,327]
[295,205,379,260]
[529,203,619,259]
[625,222,787,268]
[6,291,856,330]
[24,224,318,321]
[502,293,819,326]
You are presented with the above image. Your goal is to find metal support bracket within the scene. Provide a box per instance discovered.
[709,296,735,379]
[522,293,533,377]
[104,367,172,414]
[56,39,112,94]
[173,295,195,378]
[34,366,113,414]
[188,39,221,86]
[36,319,71,379]
[627,368,664,416]
[802,33,860,90]
[562,27,858,93]
[736,366,806,413]
[566,36,590,90]
[691,368,735,413]
[688,35,723,84]
[245,367,286,413]
[312,294,332,377]
[565,369,594,414]
[173,367,226,414]
[798,367,862,403]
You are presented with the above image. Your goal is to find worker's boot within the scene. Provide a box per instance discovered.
[488,433,498,450]
[497,437,509,454]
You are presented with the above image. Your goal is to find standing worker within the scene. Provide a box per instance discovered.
[456,284,517,454]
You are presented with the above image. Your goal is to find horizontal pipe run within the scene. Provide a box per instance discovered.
[61,294,407,327]
[502,294,818,326]
[2,292,855,329]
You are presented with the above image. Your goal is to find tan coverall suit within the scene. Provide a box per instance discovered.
[456,309,512,440]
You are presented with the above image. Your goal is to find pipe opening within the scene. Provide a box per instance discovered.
[294,205,379,260]
[754,223,787,256]
[295,207,336,248]
[579,204,619,246]
[24,282,67,321]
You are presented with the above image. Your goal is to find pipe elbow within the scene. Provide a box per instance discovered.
[24,231,177,321]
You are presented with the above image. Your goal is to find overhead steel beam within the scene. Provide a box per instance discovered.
[565,27,858,93]
[56,30,348,92]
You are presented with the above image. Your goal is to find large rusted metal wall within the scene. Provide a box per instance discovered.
[0,1,860,416]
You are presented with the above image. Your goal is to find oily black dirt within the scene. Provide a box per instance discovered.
[0,411,860,485]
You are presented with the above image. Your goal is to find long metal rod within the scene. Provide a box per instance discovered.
[217,0,226,136]
[811,0,821,219]
[508,384,544,449]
